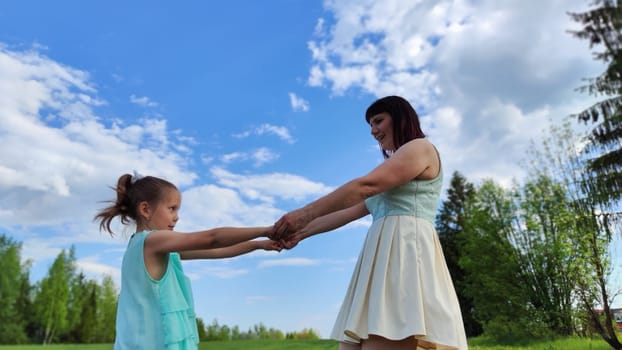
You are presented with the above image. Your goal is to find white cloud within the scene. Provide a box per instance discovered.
[288,92,310,112]
[309,0,604,186]
[258,257,320,268]
[221,152,246,163]
[130,94,158,107]
[251,147,279,167]
[76,257,121,285]
[233,123,295,144]
[196,265,249,279]
[256,124,295,143]
[0,46,198,259]
[0,44,341,278]
[210,166,333,203]
[219,148,279,167]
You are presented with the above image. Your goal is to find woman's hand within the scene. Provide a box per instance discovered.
[272,207,312,239]
[280,232,305,250]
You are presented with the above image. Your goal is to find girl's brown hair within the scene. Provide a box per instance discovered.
[94,174,177,235]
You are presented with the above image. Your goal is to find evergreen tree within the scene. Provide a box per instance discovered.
[435,171,481,337]
[16,266,35,343]
[569,0,622,208]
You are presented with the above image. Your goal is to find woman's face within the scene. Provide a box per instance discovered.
[369,112,395,151]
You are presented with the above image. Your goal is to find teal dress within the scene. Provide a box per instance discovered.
[330,169,469,349]
[114,230,199,350]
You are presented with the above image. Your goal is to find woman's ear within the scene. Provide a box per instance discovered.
[137,201,151,221]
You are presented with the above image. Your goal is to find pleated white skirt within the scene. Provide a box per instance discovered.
[331,216,468,349]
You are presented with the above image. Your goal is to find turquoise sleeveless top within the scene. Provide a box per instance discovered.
[114,231,199,350]
[364,169,443,224]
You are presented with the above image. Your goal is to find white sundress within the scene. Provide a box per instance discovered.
[330,169,468,350]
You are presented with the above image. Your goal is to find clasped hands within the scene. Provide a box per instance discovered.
[269,208,310,250]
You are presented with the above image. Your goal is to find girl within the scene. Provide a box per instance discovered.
[95,172,280,350]
[274,96,468,350]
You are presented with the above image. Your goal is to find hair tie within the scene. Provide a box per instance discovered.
[130,170,145,184]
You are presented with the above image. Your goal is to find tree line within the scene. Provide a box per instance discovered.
[0,240,116,344]
[196,319,319,341]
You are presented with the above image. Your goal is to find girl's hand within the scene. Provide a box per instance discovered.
[258,239,283,252]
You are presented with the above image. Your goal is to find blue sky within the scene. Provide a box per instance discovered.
[0,0,616,338]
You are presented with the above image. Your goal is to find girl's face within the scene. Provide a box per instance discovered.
[147,188,181,231]
[369,112,395,151]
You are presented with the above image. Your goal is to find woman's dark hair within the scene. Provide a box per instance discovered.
[94,174,177,235]
[365,95,425,158]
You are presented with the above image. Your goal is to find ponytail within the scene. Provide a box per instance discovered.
[94,173,177,235]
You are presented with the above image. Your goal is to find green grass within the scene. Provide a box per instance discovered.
[0,340,337,350]
[0,337,614,350]
[468,336,613,350]
[198,339,337,349]
[0,345,113,350]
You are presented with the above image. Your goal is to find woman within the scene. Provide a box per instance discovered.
[273,95,468,350]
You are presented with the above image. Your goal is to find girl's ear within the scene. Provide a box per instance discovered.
[137,201,151,221]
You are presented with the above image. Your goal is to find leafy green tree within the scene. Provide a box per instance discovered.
[205,319,228,341]
[462,177,582,338]
[461,180,543,340]
[0,235,29,343]
[527,121,621,348]
[435,171,481,337]
[567,3,622,347]
[513,175,576,335]
[33,249,73,344]
[231,325,241,340]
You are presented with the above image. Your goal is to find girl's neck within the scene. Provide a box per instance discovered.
[136,225,153,232]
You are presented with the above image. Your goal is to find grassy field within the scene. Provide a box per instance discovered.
[0,337,614,349]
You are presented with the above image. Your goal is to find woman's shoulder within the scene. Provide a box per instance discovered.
[400,138,437,155]
[399,138,441,178]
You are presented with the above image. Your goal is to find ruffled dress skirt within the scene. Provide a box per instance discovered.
[330,216,468,349]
